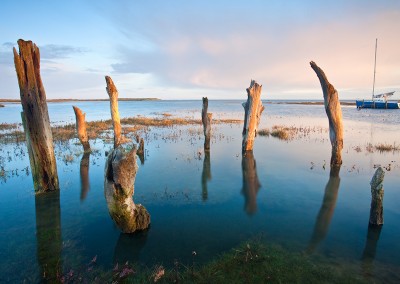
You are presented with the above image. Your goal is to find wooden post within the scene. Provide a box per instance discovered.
[369,167,385,225]
[105,76,122,149]
[104,146,150,233]
[242,80,265,153]
[136,137,145,165]
[202,97,212,151]
[14,39,59,193]
[72,106,91,152]
[307,164,341,253]
[241,151,261,215]
[201,151,211,201]
[80,152,90,201]
[310,61,343,166]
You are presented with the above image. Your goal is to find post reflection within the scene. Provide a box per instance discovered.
[307,164,341,253]
[241,151,261,215]
[113,231,148,265]
[361,225,382,276]
[80,152,90,201]
[35,191,62,282]
[201,151,212,201]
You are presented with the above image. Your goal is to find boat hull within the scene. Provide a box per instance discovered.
[356,100,400,109]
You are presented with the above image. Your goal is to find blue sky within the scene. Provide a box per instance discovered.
[1,0,399,100]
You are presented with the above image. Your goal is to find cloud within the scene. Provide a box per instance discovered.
[39,44,88,59]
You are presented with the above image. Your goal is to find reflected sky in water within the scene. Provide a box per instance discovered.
[0,101,400,282]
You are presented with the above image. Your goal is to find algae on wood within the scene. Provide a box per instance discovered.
[202,97,212,151]
[14,39,59,193]
[72,106,91,152]
[105,76,122,149]
[242,80,264,153]
[369,167,385,225]
[310,61,343,166]
[104,146,150,233]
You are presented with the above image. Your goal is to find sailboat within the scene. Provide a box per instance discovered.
[356,39,399,109]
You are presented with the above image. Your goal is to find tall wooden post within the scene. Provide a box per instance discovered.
[241,151,261,215]
[202,97,212,151]
[105,76,122,149]
[104,146,150,233]
[136,137,145,165]
[14,39,59,193]
[242,80,264,153]
[310,61,343,166]
[369,167,385,225]
[72,106,91,152]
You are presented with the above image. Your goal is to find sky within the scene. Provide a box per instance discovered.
[1,0,400,100]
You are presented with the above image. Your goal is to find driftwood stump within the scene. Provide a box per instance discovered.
[80,152,90,201]
[201,151,212,200]
[310,61,343,166]
[242,80,264,153]
[104,146,150,233]
[105,76,122,149]
[307,164,341,253]
[72,106,91,152]
[202,97,212,151]
[14,39,59,193]
[241,151,261,215]
[369,167,385,225]
[136,137,145,165]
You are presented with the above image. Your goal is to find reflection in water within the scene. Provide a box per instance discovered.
[35,191,62,282]
[307,165,341,253]
[361,225,382,277]
[113,231,148,265]
[80,152,90,201]
[241,151,261,215]
[201,151,212,201]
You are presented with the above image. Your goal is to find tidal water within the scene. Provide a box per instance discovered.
[0,100,400,282]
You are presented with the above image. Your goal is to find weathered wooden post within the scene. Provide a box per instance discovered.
[307,164,341,253]
[369,167,385,225]
[72,106,91,152]
[80,152,90,201]
[105,76,122,149]
[104,145,150,233]
[136,137,145,165]
[14,39,59,193]
[201,151,211,201]
[310,61,343,166]
[202,97,212,151]
[242,80,265,153]
[241,151,261,215]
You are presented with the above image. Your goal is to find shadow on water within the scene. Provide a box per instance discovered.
[35,191,62,282]
[113,230,149,265]
[307,164,341,253]
[80,152,90,201]
[361,224,382,278]
[201,151,212,201]
[241,151,261,215]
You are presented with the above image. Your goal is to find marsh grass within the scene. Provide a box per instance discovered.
[375,143,400,152]
[258,125,327,141]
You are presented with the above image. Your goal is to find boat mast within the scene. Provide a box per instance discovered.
[372,38,377,101]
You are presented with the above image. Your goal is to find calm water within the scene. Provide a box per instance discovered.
[1,100,400,282]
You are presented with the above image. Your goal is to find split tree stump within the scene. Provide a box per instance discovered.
[242,80,264,153]
[369,167,385,225]
[72,106,91,152]
[310,61,343,166]
[105,76,122,149]
[202,97,212,151]
[14,39,59,193]
[104,146,150,233]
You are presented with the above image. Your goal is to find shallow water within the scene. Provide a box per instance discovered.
[0,100,400,282]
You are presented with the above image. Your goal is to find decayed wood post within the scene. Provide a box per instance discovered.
[80,152,90,201]
[310,61,343,166]
[242,80,265,153]
[21,111,39,189]
[14,39,59,193]
[241,151,261,215]
[104,146,150,233]
[202,97,212,151]
[201,151,211,201]
[105,76,122,149]
[369,167,385,225]
[136,137,145,165]
[307,164,341,253]
[72,106,91,152]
